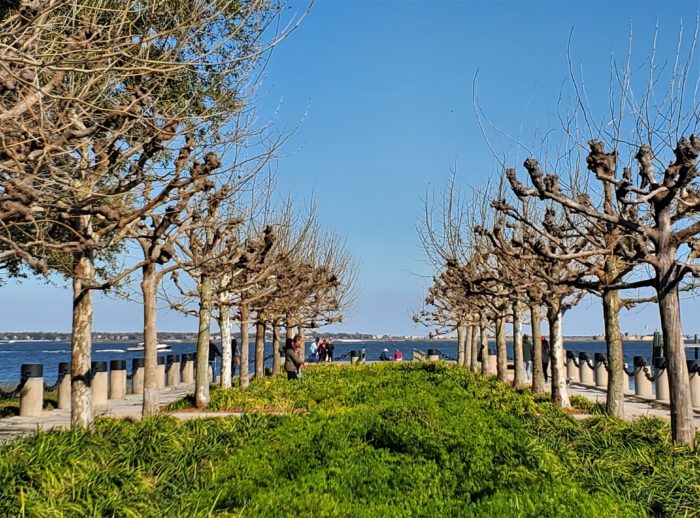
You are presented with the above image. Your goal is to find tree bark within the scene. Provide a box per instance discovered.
[479,315,489,374]
[141,262,159,416]
[530,303,545,393]
[298,325,306,360]
[71,247,94,429]
[512,302,524,388]
[457,322,467,366]
[255,321,265,378]
[219,304,232,389]
[272,322,282,376]
[470,325,479,373]
[464,323,472,368]
[547,300,570,408]
[495,316,507,381]
[194,275,212,408]
[602,287,625,418]
[239,304,250,389]
[658,276,695,446]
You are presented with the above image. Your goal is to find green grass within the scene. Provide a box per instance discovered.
[0,391,58,418]
[1,363,698,516]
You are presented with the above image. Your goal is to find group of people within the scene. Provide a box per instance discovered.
[378,348,403,362]
[308,337,335,363]
[522,334,550,382]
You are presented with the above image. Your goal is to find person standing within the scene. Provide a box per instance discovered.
[284,337,304,380]
[231,338,239,377]
[327,339,335,362]
[523,334,534,380]
[317,339,327,363]
[541,337,551,383]
[208,338,222,382]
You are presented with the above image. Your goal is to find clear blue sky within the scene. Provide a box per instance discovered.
[3,1,699,336]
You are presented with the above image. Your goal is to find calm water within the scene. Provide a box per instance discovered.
[1,339,698,384]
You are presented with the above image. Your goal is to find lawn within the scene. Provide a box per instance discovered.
[0,363,698,516]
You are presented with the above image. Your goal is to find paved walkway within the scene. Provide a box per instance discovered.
[567,381,700,425]
[0,383,202,442]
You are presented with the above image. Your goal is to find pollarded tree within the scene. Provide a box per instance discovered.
[0,0,291,428]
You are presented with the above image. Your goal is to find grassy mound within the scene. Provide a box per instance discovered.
[1,363,698,516]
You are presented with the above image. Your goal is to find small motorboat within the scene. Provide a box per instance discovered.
[127,343,171,352]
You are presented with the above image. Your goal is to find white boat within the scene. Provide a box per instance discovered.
[126,343,171,352]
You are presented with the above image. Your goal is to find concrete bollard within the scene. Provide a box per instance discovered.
[350,350,360,364]
[131,357,144,394]
[91,361,108,407]
[427,348,439,362]
[688,360,700,408]
[594,353,608,389]
[181,354,194,384]
[578,352,594,385]
[57,361,71,410]
[166,355,180,386]
[156,356,166,389]
[654,357,669,402]
[109,360,127,399]
[566,351,579,383]
[19,364,44,417]
[633,356,652,397]
[488,348,497,375]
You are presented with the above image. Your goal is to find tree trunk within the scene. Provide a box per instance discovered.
[512,302,524,388]
[298,325,306,360]
[602,287,625,418]
[495,316,507,382]
[71,248,94,429]
[470,325,479,373]
[239,304,250,389]
[255,321,265,378]
[530,303,545,393]
[464,324,472,367]
[272,322,282,376]
[219,304,232,389]
[141,263,159,416]
[194,275,212,408]
[457,323,467,366]
[547,301,570,408]
[479,316,489,374]
[658,277,695,446]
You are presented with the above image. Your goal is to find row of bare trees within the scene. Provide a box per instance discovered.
[0,0,355,430]
[418,31,700,446]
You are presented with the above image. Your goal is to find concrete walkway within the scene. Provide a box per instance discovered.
[0,383,202,442]
[567,381,700,425]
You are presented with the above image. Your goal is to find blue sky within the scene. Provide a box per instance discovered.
[3,0,700,336]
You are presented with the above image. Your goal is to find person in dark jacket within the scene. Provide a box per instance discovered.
[209,338,222,381]
[284,337,304,380]
[327,339,335,362]
[231,338,239,376]
[541,337,551,383]
[379,348,390,361]
[523,334,534,380]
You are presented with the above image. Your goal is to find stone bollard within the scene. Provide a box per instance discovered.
[109,360,127,400]
[578,352,594,385]
[131,357,144,394]
[57,361,71,410]
[350,350,360,364]
[166,354,180,386]
[566,351,579,383]
[654,357,669,402]
[633,356,652,397]
[91,361,108,407]
[688,360,700,408]
[427,348,439,362]
[488,348,497,375]
[156,356,166,389]
[181,354,194,384]
[19,364,44,417]
[594,353,608,389]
